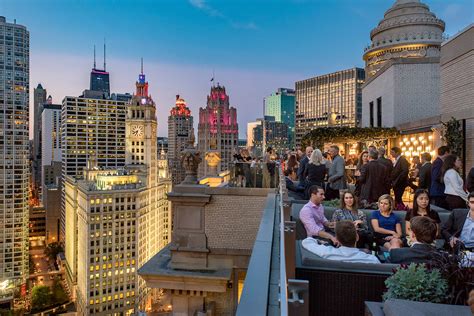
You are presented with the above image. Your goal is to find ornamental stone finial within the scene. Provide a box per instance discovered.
[180,129,201,184]
[205,151,221,176]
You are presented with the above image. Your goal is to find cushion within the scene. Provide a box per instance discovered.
[297,240,398,275]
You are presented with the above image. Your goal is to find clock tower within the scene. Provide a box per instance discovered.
[126,62,158,185]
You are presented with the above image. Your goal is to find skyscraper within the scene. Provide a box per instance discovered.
[64,68,171,315]
[41,103,62,187]
[295,68,365,146]
[198,84,238,177]
[168,95,193,185]
[264,88,295,147]
[32,84,47,203]
[252,116,289,157]
[0,16,29,306]
[89,45,110,96]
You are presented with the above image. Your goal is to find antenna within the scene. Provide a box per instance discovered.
[141,57,143,74]
[103,38,106,71]
[93,45,96,69]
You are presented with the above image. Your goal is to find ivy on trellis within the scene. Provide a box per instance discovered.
[301,127,400,149]
[442,117,463,157]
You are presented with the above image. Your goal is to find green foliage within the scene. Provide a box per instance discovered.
[51,280,68,304]
[322,199,340,207]
[302,127,400,149]
[383,263,448,303]
[31,285,52,311]
[442,117,463,157]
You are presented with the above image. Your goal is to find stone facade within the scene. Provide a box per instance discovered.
[362,58,440,128]
[440,24,474,169]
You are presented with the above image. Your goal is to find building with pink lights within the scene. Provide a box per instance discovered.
[198,85,239,177]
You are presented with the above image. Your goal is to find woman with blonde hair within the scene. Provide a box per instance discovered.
[370,194,403,250]
[303,149,327,199]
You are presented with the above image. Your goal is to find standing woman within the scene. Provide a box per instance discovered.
[332,191,370,248]
[405,189,441,245]
[442,154,468,210]
[354,151,369,196]
[370,194,403,250]
[303,149,326,199]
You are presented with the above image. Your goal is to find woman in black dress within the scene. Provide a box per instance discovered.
[303,149,327,198]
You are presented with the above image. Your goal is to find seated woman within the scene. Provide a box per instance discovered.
[370,194,403,250]
[405,189,441,245]
[332,191,371,248]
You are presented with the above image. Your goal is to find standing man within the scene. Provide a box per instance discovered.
[327,145,346,200]
[430,146,450,209]
[377,147,393,195]
[359,150,387,205]
[390,147,409,210]
[297,146,313,187]
[418,152,432,191]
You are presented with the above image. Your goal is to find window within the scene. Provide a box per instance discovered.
[369,101,374,127]
[376,97,382,127]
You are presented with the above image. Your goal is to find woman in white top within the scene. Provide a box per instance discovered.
[442,154,468,210]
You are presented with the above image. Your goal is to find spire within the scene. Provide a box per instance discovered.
[103,39,106,71]
[141,57,143,75]
[93,45,96,69]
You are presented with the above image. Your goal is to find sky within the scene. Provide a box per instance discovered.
[2,0,473,138]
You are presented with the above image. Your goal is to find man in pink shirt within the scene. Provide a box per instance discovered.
[300,185,339,246]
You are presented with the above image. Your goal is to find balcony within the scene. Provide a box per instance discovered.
[228,162,280,188]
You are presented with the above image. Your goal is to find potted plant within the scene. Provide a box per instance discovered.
[383,263,448,303]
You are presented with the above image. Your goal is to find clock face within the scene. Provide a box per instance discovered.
[131,125,144,137]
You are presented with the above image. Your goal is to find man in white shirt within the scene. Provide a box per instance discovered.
[302,220,380,264]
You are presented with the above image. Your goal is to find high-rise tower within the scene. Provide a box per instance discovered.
[0,16,30,306]
[168,95,193,185]
[198,84,238,177]
[89,44,110,95]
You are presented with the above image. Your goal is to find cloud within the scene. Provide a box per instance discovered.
[188,0,258,30]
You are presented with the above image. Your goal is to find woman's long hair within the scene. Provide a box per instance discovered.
[411,189,431,217]
[357,151,368,170]
[309,149,324,166]
[441,154,458,181]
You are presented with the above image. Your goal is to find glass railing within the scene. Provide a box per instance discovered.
[228,161,280,188]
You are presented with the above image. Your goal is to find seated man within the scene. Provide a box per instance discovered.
[284,169,305,200]
[389,216,439,264]
[441,192,474,251]
[299,185,338,245]
[302,220,380,263]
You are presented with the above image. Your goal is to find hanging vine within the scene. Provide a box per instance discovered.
[302,127,400,149]
[442,117,463,157]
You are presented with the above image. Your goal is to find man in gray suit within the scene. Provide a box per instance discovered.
[326,145,346,200]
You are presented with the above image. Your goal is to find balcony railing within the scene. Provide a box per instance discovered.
[228,162,280,188]
[236,167,309,316]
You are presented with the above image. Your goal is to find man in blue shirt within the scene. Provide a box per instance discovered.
[430,146,450,209]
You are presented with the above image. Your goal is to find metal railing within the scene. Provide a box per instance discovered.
[228,162,280,188]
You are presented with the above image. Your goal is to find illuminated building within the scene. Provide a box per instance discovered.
[0,16,29,306]
[168,95,193,185]
[197,84,238,177]
[90,44,110,96]
[295,68,365,146]
[64,68,171,315]
[41,103,62,187]
[246,120,260,156]
[264,88,295,147]
[252,116,289,157]
[361,0,445,128]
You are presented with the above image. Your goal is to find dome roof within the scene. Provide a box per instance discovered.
[363,0,445,77]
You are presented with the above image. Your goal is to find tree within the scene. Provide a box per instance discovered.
[31,285,52,311]
[442,117,463,158]
[44,242,64,262]
[51,280,68,304]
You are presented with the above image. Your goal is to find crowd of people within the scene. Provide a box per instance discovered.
[301,185,474,265]
[284,144,474,212]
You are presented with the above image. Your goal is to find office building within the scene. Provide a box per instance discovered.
[295,68,365,146]
[252,116,289,157]
[32,84,47,203]
[41,103,62,187]
[246,120,260,155]
[64,69,171,315]
[361,0,445,128]
[168,95,193,185]
[264,88,295,147]
[0,16,29,306]
[197,84,238,177]
[90,45,110,96]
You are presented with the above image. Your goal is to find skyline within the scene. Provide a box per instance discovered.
[2,0,473,138]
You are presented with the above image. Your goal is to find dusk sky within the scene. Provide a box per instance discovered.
[2,0,473,138]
